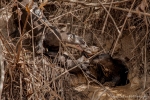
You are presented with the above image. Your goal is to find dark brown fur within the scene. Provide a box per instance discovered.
[11,1,61,53]
[91,54,129,87]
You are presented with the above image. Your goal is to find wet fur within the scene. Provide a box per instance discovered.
[92,54,129,87]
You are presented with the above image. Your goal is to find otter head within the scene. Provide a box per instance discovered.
[92,54,112,65]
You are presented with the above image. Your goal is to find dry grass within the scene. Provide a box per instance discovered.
[0,0,150,100]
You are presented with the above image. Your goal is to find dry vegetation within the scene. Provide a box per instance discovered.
[0,0,150,100]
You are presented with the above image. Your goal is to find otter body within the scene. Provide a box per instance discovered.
[92,54,129,87]
[12,1,87,54]
[11,1,61,53]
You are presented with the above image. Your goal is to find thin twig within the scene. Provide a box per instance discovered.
[111,0,136,55]
[63,0,132,7]
[105,5,150,17]
[101,0,114,34]
[16,3,33,63]
[65,43,83,51]
[20,73,23,100]
[0,40,5,100]
[143,7,149,90]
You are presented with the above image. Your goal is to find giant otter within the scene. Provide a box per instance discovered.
[11,0,87,55]
[91,54,129,87]
[11,0,61,53]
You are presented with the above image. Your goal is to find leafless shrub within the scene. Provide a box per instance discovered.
[0,0,150,100]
